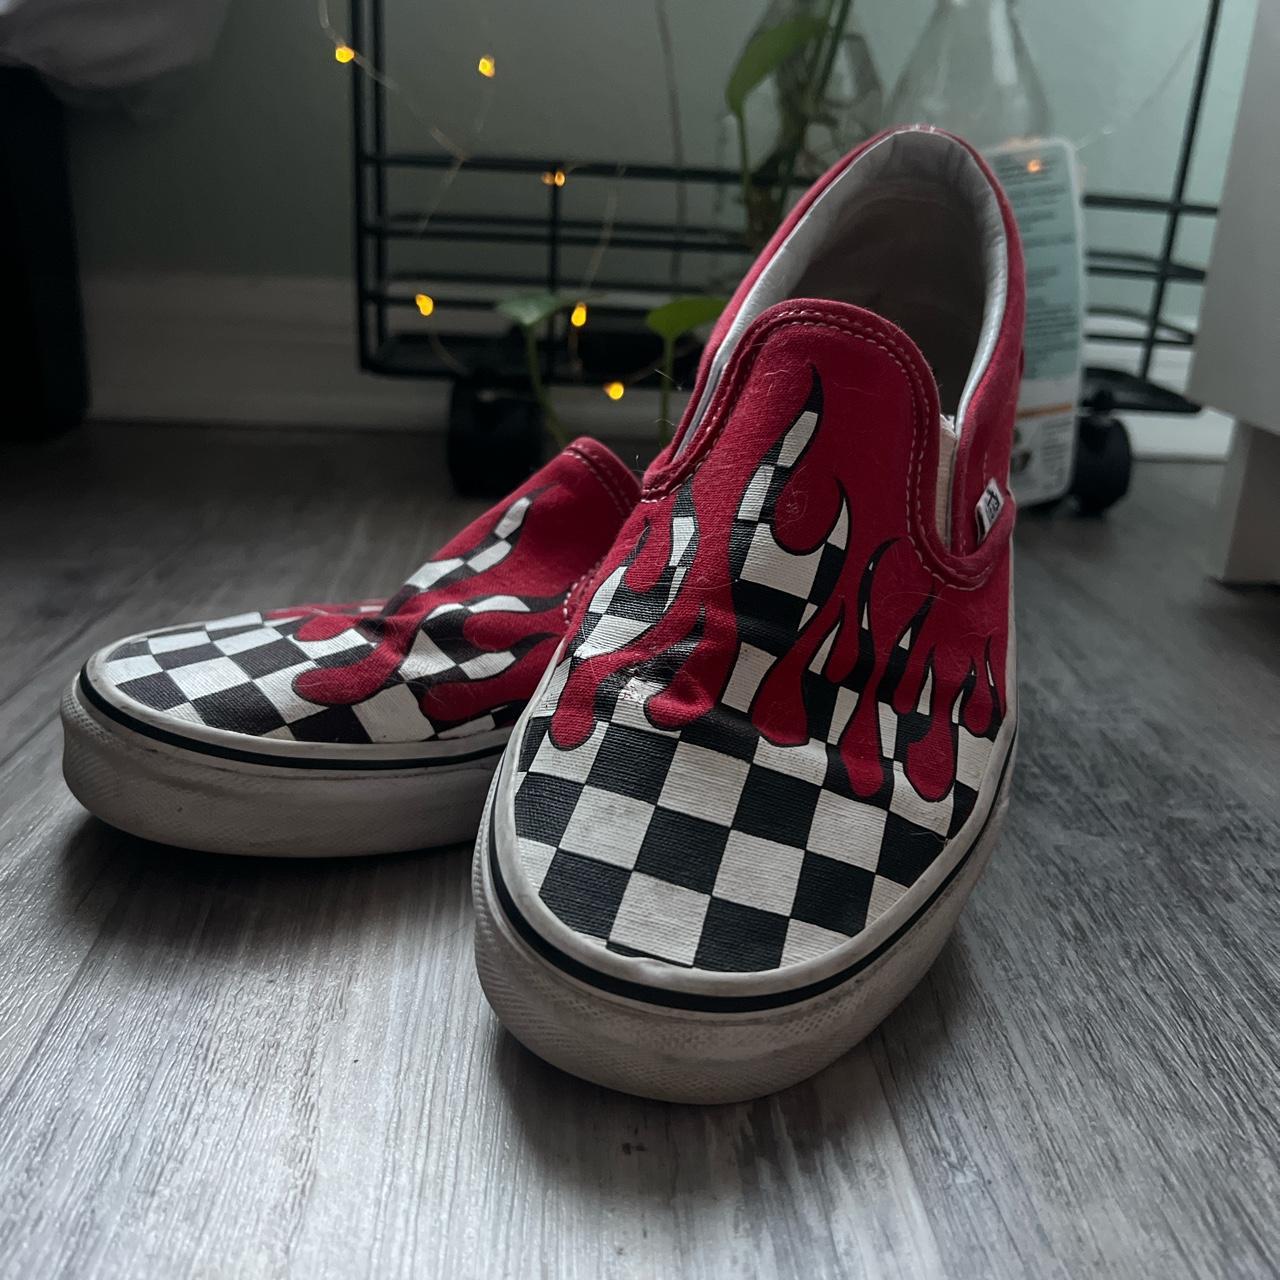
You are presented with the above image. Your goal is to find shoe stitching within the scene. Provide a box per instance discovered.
[639,308,1005,591]
[566,442,636,522]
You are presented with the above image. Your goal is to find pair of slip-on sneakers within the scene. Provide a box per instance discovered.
[63,126,1023,1103]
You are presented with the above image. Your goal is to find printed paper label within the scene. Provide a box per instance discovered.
[987,138,1085,506]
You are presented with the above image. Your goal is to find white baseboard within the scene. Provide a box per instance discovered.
[84,274,443,429]
[82,272,672,438]
[83,273,1232,460]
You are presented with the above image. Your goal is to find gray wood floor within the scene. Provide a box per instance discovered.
[0,425,1277,1279]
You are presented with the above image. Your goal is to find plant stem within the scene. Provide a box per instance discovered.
[812,0,852,110]
[734,109,753,247]
[658,336,675,446]
[777,0,851,212]
[814,0,852,101]
[524,326,567,450]
[773,0,832,212]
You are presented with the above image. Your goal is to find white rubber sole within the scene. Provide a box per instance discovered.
[61,677,503,857]
[474,759,1011,1104]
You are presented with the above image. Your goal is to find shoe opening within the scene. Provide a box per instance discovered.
[682,127,1008,448]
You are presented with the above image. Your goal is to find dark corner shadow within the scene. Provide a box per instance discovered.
[54,811,475,966]
[1196,578,1280,648]
[483,930,977,1203]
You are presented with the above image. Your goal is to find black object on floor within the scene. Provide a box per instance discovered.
[0,67,88,440]
[447,375,545,498]
[1071,391,1134,515]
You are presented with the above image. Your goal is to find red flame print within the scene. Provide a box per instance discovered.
[550,364,1006,806]
[285,489,571,730]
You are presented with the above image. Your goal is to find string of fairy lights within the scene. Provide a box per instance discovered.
[319,3,1208,410]
[322,1,638,401]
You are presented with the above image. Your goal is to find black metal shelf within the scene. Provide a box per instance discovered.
[349,0,1225,392]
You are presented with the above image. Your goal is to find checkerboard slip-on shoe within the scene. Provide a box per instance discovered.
[474,127,1024,1103]
[61,438,639,857]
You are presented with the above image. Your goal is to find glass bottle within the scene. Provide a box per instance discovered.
[888,1,1085,509]
[883,0,1050,149]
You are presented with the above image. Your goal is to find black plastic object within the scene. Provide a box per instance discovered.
[446,376,545,498]
[1083,366,1199,416]
[1070,391,1133,514]
[0,68,88,439]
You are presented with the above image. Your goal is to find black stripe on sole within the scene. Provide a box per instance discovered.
[77,668,506,772]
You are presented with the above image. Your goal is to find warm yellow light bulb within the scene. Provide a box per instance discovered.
[541,168,567,188]
[334,44,356,64]
[570,302,588,328]
[477,54,496,78]
[1026,157,1043,174]
[414,293,435,317]
[604,381,625,401]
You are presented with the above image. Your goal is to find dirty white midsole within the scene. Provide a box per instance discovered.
[473,754,1011,1104]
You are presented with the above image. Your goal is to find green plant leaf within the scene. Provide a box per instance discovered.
[495,292,568,330]
[645,295,729,342]
[724,15,826,118]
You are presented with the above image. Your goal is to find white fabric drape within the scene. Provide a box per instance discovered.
[0,0,230,98]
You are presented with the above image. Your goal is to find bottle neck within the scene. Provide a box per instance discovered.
[933,0,1024,89]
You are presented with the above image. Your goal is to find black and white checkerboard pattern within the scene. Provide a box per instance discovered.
[510,374,1001,972]
[97,491,540,745]
[99,605,517,744]
[384,492,532,613]
[723,389,848,702]
[512,663,996,972]
[564,381,840,671]
[570,484,701,661]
